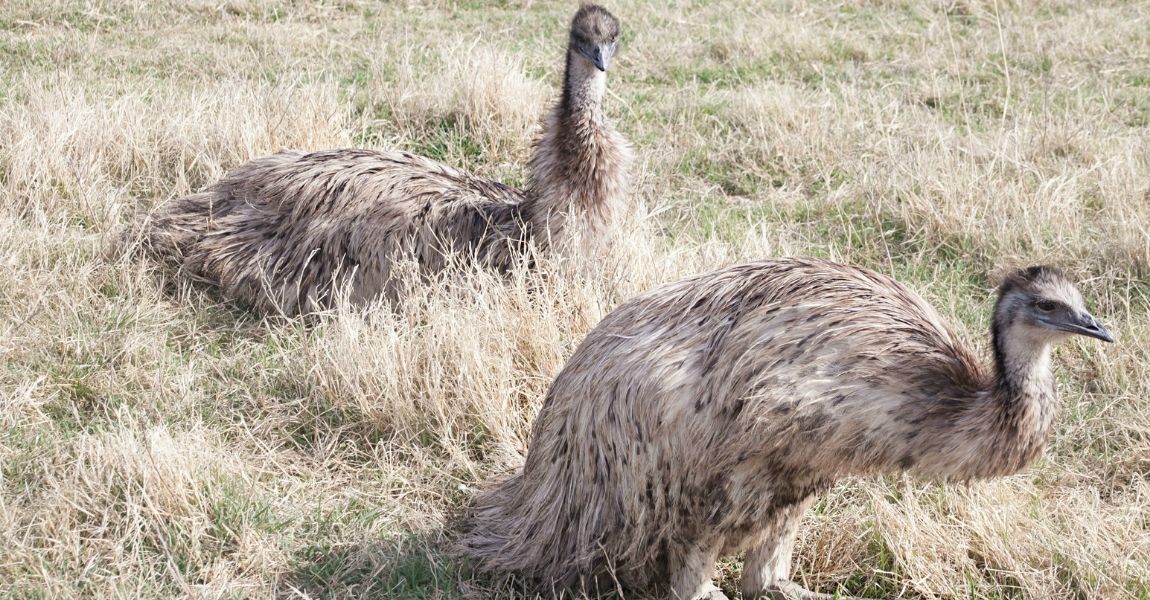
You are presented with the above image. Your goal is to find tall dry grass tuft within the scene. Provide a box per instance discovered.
[357,39,550,172]
[2,416,286,597]
[275,216,778,471]
[1,74,349,229]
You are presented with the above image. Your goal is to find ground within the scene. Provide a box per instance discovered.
[1,0,1148,598]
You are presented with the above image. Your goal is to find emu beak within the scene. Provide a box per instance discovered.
[1063,311,1115,343]
[581,45,610,72]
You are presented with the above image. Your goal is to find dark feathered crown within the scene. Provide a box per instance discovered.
[571,4,620,43]
[997,265,1068,298]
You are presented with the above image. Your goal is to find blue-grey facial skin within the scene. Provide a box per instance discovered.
[587,43,615,71]
[576,41,615,71]
[1045,310,1114,342]
[1032,299,1114,343]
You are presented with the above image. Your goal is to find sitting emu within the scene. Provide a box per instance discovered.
[458,258,1113,600]
[142,5,630,315]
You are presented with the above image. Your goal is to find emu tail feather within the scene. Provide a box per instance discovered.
[457,472,543,575]
[141,151,301,263]
[141,188,232,262]
[457,460,650,597]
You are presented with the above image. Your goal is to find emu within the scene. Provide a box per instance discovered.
[458,258,1113,600]
[142,5,630,315]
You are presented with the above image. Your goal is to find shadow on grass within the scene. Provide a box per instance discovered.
[284,534,633,600]
[286,536,464,600]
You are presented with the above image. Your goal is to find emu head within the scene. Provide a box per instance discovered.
[993,266,1113,347]
[569,4,620,72]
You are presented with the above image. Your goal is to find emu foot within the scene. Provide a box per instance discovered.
[757,580,870,600]
[675,582,729,600]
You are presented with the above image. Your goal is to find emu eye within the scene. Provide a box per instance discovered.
[1035,300,1058,312]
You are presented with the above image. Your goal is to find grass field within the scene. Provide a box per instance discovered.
[2,0,1149,598]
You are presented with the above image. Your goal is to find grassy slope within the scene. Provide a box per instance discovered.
[1,0,1148,598]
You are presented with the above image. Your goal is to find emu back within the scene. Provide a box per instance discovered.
[145,149,526,315]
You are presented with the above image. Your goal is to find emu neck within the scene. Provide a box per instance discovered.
[522,49,629,251]
[992,321,1054,401]
[561,50,607,118]
[901,317,1059,482]
[976,320,1058,477]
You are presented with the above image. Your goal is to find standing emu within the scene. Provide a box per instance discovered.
[458,258,1113,600]
[142,5,630,315]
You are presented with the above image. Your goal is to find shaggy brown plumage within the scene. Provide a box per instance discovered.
[458,258,1113,600]
[142,5,631,315]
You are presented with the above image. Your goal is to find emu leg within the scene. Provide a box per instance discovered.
[740,495,866,599]
[668,542,727,600]
[740,494,873,600]
[740,495,815,597]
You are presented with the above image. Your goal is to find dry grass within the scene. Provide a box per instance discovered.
[1,0,1148,598]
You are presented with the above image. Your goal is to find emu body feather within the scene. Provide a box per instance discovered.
[459,257,1112,600]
